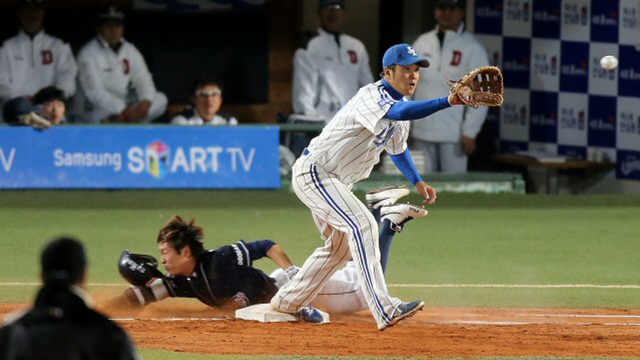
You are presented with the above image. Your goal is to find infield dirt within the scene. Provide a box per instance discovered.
[2,301,639,357]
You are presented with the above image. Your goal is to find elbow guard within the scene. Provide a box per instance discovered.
[124,278,169,307]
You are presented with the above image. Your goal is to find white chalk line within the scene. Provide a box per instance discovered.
[390,284,640,289]
[105,318,640,327]
[440,320,640,326]
[112,317,230,322]
[524,313,640,318]
[1,282,639,289]
[430,312,640,319]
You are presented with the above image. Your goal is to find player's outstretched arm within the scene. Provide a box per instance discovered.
[389,149,436,205]
[266,244,295,270]
[266,244,300,281]
[386,91,474,122]
[241,240,300,280]
[123,279,169,307]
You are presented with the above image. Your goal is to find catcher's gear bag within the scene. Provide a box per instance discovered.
[450,66,504,107]
[118,250,165,286]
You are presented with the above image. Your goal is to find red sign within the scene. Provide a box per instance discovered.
[450,50,462,66]
[41,50,53,65]
[348,50,358,64]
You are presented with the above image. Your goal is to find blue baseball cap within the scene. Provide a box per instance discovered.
[382,44,430,69]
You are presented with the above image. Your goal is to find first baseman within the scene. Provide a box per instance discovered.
[270,43,468,330]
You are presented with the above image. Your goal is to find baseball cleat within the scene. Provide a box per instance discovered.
[366,186,410,210]
[380,204,428,232]
[298,306,325,324]
[381,300,424,330]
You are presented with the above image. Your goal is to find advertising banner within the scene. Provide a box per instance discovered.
[475,0,640,180]
[0,126,280,189]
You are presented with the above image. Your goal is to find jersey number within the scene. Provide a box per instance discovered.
[373,124,397,148]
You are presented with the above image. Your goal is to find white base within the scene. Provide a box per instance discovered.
[235,304,330,324]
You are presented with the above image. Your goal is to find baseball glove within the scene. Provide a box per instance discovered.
[450,66,504,107]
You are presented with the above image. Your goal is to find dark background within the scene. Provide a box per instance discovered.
[0,7,269,104]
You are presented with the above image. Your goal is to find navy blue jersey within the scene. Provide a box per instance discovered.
[161,240,278,307]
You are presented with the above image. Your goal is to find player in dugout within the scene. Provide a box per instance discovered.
[116,187,425,319]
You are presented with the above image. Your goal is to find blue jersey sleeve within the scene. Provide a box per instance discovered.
[386,97,451,120]
[390,149,423,185]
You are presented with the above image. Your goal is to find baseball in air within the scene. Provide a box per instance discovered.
[599,55,619,70]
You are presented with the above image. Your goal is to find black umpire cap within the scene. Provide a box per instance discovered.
[41,237,87,286]
[98,6,125,24]
[436,0,466,8]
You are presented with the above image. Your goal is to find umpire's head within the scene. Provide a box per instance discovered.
[41,237,87,288]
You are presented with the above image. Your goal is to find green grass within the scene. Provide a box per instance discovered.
[0,191,638,307]
[1,190,639,358]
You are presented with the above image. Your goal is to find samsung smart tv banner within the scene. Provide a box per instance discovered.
[0,126,280,189]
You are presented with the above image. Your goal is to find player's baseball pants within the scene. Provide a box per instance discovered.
[271,261,368,314]
[413,139,467,173]
[270,159,402,329]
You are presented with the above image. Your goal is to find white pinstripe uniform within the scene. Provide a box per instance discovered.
[271,261,368,314]
[271,80,409,329]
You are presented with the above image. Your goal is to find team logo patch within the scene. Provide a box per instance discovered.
[123,58,130,75]
[407,46,418,56]
[348,50,358,64]
[41,50,53,65]
[450,50,462,66]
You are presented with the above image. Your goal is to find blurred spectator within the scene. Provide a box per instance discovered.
[3,86,67,129]
[411,0,489,174]
[288,0,373,156]
[292,0,373,122]
[171,79,237,125]
[0,237,140,360]
[73,6,167,123]
[0,0,77,121]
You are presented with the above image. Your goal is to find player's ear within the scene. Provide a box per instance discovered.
[182,245,193,258]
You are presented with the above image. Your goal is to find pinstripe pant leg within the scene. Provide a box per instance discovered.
[272,162,401,328]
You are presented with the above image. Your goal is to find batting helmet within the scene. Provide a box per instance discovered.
[118,250,164,286]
